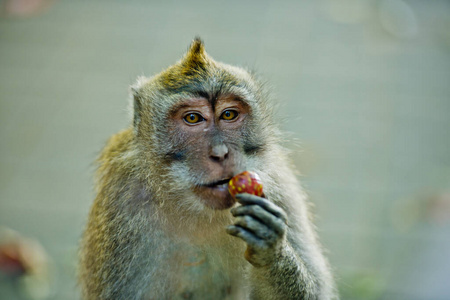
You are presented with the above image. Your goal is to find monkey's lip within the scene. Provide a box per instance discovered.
[203,178,232,188]
[195,178,235,210]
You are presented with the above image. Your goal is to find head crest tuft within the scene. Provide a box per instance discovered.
[188,37,205,56]
[183,37,208,65]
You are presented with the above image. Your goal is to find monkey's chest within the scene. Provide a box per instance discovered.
[173,248,244,299]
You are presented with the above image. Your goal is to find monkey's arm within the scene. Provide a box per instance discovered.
[80,201,156,300]
[80,183,173,299]
[227,194,330,300]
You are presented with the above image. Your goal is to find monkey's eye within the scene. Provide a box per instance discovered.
[183,113,204,124]
[221,110,238,121]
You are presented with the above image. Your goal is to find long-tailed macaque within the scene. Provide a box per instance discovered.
[79,38,336,300]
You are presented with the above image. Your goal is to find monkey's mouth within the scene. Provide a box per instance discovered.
[195,178,235,210]
[204,178,231,188]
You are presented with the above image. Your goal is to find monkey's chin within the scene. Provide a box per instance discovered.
[194,184,236,210]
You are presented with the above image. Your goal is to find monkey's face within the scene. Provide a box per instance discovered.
[132,39,271,212]
[166,95,251,210]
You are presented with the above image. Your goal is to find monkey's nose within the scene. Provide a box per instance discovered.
[210,144,229,162]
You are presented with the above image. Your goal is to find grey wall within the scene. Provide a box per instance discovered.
[1,0,449,299]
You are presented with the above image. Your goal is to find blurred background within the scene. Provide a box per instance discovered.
[0,0,449,299]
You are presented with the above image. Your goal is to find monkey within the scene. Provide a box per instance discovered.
[79,38,337,300]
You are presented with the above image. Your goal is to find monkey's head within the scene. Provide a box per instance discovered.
[131,38,277,212]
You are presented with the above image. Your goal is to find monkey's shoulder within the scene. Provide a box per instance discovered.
[93,128,142,199]
[95,128,139,174]
[99,128,135,160]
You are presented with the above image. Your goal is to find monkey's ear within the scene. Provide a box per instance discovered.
[132,93,141,129]
[130,84,142,129]
[130,76,149,130]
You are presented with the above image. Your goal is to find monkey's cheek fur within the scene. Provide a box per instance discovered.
[228,171,263,198]
[193,184,236,210]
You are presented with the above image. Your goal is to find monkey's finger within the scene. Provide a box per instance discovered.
[235,194,288,224]
[233,216,277,242]
[231,205,286,236]
[226,225,265,248]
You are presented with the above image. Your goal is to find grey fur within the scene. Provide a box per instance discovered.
[79,39,337,300]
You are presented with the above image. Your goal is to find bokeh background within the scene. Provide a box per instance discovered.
[1,0,449,299]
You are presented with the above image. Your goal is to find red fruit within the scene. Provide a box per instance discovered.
[228,171,263,198]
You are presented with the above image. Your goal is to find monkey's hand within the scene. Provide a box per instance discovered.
[226,193,288,268]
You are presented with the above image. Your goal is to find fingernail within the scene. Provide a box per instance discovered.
[226,225,235,232]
